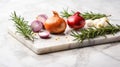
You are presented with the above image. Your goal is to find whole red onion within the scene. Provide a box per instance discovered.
[67,12,85,29]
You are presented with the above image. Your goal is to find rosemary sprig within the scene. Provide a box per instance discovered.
[60,8,74,18]
[61,9,110,20]
[71,23,120,43]
[10,11,34,41]
[81,12,109,20]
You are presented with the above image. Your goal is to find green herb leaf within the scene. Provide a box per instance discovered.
[60,8,73,18]
[10,11,34,41]
[60,9,110,20]
[71,23,120,43]
[81,12,110,20]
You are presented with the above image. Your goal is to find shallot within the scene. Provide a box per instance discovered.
[36,14,48,24]
[31,20,43,33]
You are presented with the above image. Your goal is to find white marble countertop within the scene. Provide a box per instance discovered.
[0,0,120,67]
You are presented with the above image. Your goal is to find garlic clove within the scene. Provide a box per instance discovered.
[93,19,101,27]
[104,22,109,27]
[96,22,103,28]
[96,19,109,28]
[100,17,109,27]
[86,19,94,27]
[100,17,108,22]
[84,19,94,28]
[85,17,109,28]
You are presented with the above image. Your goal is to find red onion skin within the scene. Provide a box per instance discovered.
[37,14,48,24]
[67,12,85,29]
[31,20,43,33]
[36,14,48,29]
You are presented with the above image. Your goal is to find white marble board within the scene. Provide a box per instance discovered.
[8,26,120,54]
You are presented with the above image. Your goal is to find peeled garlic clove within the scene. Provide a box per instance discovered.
[96,21,109,28]
[85,19,94,27]
[100,17,109,22]
[101,21,109,27]
[100,17,109,27]
[104,22,109,27]
[96,22,103,28]
[93,19,101,27]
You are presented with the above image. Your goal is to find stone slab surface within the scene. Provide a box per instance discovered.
[8,26,120,54]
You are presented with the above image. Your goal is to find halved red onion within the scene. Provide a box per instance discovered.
[31,20,43,33]
[39,31,50,39]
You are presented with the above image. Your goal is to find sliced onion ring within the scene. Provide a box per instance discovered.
[38,31,50,39]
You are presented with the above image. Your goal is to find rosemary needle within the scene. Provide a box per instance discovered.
[61,9,110,20]
[81,12,109,20]
[60,8,73,18]
[10,11,34,41]
[71,23,120,43]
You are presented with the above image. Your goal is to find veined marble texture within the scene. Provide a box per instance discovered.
[0,0,120,67]
[8,26,120,54]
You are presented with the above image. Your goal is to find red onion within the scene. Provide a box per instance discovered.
[31,20,43,33]
[67,12,85,29]
[39,31,50,39]
[36,14,48,24]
